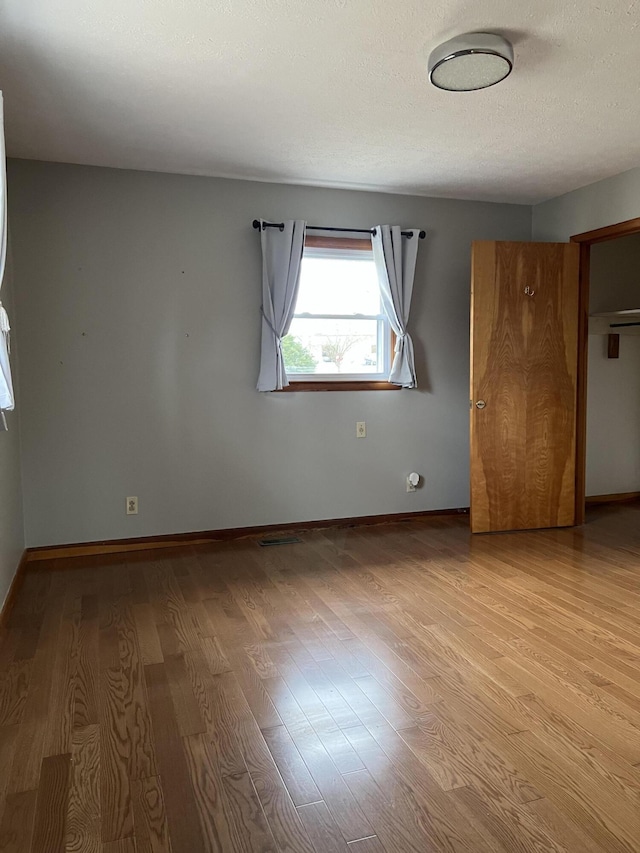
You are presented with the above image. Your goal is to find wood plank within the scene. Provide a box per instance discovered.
[144,662,207,853]
[220,770,277,852]
[525,796,607,853]
[101,839,136,853]
[296,801,350,852]
[262,725,322,807]
[164,653,207,737]
[131,775,171,853]
[132,603,163,666]
[2,508,640,852]
[450,783,554,853]
[182,732,235,853]
[0,724,18,807]
[0,660,31,726]
[7,593,63,794]
[231,712,316,853]
[343,722,548,852]
[31,753,72,853]
[73,595,99,728]
[284,722,375,843]
[99,666,133,842]
[0,790,37,853]
[503,729,637,852]
[65,724,101,853]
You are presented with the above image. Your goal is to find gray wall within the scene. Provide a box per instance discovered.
[589,232,640,314]
[586,234,640,496]
[586,336,640,495]
[0,260,24,605]
[8,160,531,548]
[533,166,640,241]
[533,173,640,497]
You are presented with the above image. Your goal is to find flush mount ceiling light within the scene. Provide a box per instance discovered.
[428,33,514,92]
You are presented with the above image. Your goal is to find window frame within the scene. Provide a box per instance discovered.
[280,234,400,392]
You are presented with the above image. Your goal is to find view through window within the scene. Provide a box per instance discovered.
[283,240,390,381]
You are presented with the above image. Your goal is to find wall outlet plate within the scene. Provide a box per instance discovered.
[356,421,366,438]
[126,496,138,515]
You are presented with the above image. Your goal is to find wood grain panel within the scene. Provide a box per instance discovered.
[99,666,133,843]
[0,790,37,853]
[262,725,322,807]
[31,753,72,853]
[182,732,234,852]
[130,775,171,853]
[65,724,101,853]
[144,662,207,853]
[7,595,63,794]
[296,801,349,852]
[470,240,580,532]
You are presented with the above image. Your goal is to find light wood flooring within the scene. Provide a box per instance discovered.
[2,504,640,852]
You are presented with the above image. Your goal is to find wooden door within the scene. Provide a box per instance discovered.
[470,241,580,533]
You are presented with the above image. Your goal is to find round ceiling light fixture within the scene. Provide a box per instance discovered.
[428,33,513,92]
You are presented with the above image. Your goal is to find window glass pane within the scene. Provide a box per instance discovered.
[295,256,381,316]
[284,318,382,375]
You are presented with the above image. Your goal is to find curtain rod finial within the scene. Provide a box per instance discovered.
[252,219,261,230]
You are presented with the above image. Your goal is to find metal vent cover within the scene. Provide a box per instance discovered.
[258,535,302,547]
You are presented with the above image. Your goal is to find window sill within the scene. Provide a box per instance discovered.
[278,381,402,392]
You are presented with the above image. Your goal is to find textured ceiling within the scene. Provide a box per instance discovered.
[0,1,639,204]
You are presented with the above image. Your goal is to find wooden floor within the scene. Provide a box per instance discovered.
[2,505,640,852]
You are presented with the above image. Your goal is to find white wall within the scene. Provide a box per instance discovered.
[586,335,640,495]
[0,259,24,605]
[533,174,640,497]
[8,160,531,548]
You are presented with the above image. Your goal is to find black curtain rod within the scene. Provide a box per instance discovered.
[610,321,640,328]
[253,220,425,239]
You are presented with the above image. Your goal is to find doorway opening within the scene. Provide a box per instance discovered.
[571,217,640,523]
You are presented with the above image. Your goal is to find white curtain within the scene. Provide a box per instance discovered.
[257,219,306,391]
[372,224,420,388]
[0,92,14,429]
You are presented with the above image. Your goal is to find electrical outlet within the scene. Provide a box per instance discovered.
[126,496,138,515]
[406,477,416,492]
[356,421,366,438]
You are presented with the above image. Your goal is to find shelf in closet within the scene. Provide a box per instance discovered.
[589,309,640,336]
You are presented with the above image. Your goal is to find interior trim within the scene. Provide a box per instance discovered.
[585,491,640,505]
[571,214,640,527]
[571,216,640,245]
[0,551,28,629]
[25,507,470,562]
[278,381,401,392]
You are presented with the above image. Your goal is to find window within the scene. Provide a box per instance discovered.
[282,235,397,390]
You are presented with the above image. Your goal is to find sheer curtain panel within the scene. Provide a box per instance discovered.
[372,224,421,388]
[0,92,14,429]
[256,219,306,391]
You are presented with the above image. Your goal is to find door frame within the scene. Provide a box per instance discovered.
[571,215,640,524]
